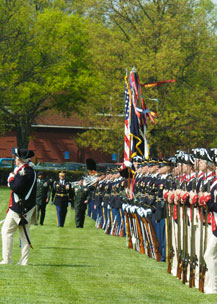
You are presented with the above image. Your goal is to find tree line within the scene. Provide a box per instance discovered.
[0,0,216,158]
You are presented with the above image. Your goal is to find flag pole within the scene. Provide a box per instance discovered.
[125,69,132,197]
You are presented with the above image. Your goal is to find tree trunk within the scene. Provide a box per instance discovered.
[16,123,31,148]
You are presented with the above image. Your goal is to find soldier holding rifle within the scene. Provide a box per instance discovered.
[197,149,217,294]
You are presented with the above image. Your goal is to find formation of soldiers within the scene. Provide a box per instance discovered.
[87,148,217,294]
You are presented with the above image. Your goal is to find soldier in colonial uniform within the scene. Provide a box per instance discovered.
[1,148,36,265]
[52,171,73,227]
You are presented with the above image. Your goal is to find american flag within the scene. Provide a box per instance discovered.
[124,77,130,162]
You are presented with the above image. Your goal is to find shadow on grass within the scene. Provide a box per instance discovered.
[30,263,94,267]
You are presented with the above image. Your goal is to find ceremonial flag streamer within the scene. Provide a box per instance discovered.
[142,79,176,88]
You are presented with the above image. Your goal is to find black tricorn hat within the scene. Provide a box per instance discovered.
[86,158,96,171]
[198,148,213,162]
[13,148,34,159]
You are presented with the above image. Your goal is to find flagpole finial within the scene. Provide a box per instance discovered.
[132,66,136,73]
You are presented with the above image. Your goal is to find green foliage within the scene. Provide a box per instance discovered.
[72,0,217,156]
[0,0,93,147]
[1,0,217,155]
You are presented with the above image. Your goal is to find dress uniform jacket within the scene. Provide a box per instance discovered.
[1,163,37,265]
[52,179,73,227]
[36,178,50,206]
[74,185,90,228]
[9,164,36,215]
[36,178,51,225]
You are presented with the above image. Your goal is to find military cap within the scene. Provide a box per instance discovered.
[59,171,65,177]
[132,156,143,163]
[13,148,34,159]
[168,156,177,165]
[158,159,171,167]
[148,158,158,167]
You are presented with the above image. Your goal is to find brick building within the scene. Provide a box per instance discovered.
[0,110,113,164]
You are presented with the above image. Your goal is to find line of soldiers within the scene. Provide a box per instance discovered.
[87,148,217,294]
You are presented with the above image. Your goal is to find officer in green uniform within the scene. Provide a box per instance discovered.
[36,171,51,225]
[74,178,90,228]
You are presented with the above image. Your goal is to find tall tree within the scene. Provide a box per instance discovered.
[73,0,217,157]
[0,0,93,147]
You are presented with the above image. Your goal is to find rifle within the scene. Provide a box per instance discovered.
[139,213,148,255]
[189,178,198,288]
[128,206,137,250]
[102,204,106,230]
[119,209,125,237]
[140,217,153,258]
[165,178,174,273]
[181,180,189,284]
[199,179,209,292]
[104,206,111,235]
[176,179,182,279]
[124,204,133,249]
[134,210,145,254]
[147,217,162,261]
[111,215,117,236]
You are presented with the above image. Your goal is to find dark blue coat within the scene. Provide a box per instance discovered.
[9,165,36,214]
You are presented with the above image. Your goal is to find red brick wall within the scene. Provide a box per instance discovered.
[0,128,112,164]
[0,131,15,158]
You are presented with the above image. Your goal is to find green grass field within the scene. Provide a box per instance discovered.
[0,187,217,304]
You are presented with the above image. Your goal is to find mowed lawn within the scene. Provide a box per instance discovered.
[0,187,217,304]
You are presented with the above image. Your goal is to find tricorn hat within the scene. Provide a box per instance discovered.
[13,148,34,159]
[198,148,213,162]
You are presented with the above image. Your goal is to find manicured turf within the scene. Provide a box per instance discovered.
[0,187,216,303]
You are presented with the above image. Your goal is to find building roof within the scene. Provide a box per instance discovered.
[33,110,90,129]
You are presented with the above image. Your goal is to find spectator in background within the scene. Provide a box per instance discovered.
[36,171,51,226]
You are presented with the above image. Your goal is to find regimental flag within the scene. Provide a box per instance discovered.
[124,76,130,162]
[130,99,144,158]
[129,70,145,158]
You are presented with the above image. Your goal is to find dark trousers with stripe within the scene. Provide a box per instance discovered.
[56,205,68,227]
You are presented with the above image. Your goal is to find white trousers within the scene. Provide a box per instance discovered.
[204,226,217,294]
[1,207,36,265]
